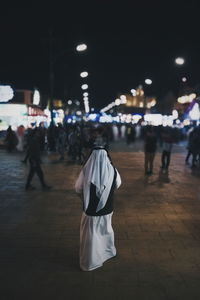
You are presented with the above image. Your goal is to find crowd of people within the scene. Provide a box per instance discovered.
[3,122,112,161]
[2,122,200,173]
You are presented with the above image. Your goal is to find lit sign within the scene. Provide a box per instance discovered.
[0,104,27,116]
[0,85,14,102]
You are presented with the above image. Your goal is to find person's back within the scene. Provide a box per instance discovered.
[75,148,121,271]
[162,131,173,152]
[5,126,18,151]
[144,126,157,175]
[28,133,41,161]
[144,130,157,153]
[68,130,77,145]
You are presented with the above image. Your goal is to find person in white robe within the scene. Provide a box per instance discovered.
[75,147,121,271]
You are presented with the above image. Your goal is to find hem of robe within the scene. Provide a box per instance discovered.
[79,212,116,272]
[80,252,117,271]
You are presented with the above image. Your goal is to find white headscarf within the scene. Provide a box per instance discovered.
[81,149,115,212]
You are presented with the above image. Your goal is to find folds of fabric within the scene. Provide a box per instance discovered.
[82,150,115,212]
[80,212,116,271]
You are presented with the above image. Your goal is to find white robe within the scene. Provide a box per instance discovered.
[80,212,116,271]
[75,150,121,271]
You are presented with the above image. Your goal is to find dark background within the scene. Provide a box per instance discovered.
[0,1,199,110]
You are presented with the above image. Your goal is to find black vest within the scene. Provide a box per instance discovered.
[85,167,117,216]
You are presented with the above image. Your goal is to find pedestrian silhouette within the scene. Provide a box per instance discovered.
[25,128,51,190]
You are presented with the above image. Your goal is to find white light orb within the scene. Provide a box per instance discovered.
[68,100,72,105]
[76,44,87,52]
[83,92,88,97]
[80,71,88,78]
[145,79,152,85]
[81,84,88,90]
[120,95,127,104]
[130,89,136,96]
[76,111,82,116]
[0,85,14,102]
[175,57,185,65]
[115,98,121,106]
[182,77,187,82]
[172,109,178,119]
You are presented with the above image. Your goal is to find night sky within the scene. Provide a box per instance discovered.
[0,1,200,110]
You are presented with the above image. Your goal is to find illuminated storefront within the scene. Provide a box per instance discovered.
[0,104,48,130]
[0,87,48,130]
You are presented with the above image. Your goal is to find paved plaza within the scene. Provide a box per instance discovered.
[1,141,200,299]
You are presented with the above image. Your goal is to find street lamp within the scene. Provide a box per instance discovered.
[175,57,185,65]
[182,77,187,82]
[80,71,88,78]
[49,32,87,123]
[81,84,88,90]
[76,44,87,52]
[145,78,152,85]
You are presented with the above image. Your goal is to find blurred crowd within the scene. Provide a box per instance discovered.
[1,122,200,168]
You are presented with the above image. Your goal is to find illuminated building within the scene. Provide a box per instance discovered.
[173,93,198,121]
[124,86,156,111]
[0,87,48,130]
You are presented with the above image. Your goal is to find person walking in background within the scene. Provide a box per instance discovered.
[75,147,121,271]
[4,125,18,152]
[160,127,173,171]
[47,122,57,152]
[126,124,136,145]
[57,123,67,161]
[16,125,25,152]
[185,128,194,165]
[144,125,157,175]
[190,126,200,168]
[67,127,79,162]
[89,127,108,149]
[38,122,46,152]
[25,128,51,190]
[21,127,33,163]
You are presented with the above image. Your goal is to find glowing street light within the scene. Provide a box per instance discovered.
[83,92,88,97]
[145,79,152,85]
[76,44,87,52]
[175,57,185,65]
[80,71,88,78]
[49,30,87,123]
[182,77,187,82]
[81,84,88,90]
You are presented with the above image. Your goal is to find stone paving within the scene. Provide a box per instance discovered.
[1,141,200,299]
